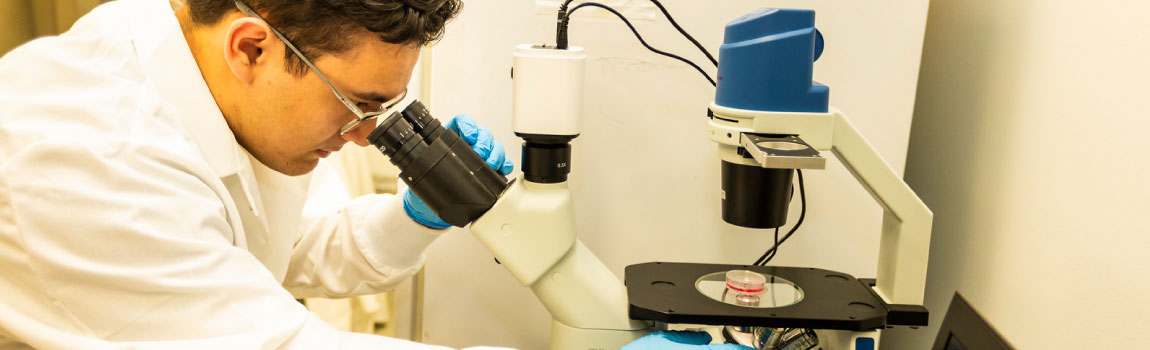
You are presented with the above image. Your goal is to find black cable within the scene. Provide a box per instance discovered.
[760,227,779,263]
[762,171,807,266]
[647,0,717,67]
[561,0,717,67]
[753,170,807,266]
[563,2,716,86]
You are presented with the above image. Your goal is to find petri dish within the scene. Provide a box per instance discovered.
[695,270,804,308]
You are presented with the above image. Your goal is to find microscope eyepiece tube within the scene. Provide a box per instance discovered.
[400,102,510,193]
[367,101,510,227]
[398,100,440,139]
[370,111,427,168]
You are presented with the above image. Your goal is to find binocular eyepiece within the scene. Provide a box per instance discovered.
[367,101,510,227]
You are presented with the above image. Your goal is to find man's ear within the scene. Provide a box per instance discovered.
[222,18,276,84]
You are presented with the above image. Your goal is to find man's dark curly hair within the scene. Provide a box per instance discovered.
[186,0,461,76]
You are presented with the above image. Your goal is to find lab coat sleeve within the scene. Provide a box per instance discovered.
[283,161,448,298]
[0,139,454,349]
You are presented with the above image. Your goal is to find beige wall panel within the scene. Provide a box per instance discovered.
[883,0,1150,348]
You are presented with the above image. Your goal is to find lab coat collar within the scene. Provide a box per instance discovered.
[127,0,246,180]
[127,0,270,247]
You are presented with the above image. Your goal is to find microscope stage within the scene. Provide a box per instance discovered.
[625,262,928,331]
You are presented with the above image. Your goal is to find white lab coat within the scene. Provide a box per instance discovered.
[0,1,496,349]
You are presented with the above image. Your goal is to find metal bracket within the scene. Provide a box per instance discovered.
[740,133,826,170]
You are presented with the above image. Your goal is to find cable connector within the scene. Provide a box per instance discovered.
[556,4,570,49]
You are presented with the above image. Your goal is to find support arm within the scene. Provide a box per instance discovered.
[829,111,933,305]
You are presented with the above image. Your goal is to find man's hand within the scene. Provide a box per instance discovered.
[444,114,514,174]
[403,114,514,229]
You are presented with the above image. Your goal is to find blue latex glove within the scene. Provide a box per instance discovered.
[445,114,514,174]
[622,330,754,350]
[403,114,515,229]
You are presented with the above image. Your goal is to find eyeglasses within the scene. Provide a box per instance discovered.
[233,0,407,135]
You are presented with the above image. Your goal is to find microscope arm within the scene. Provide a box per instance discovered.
[828,111,934,306]
[468,180,650,349]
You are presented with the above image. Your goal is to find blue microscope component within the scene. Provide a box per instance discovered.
[715,8,829,113]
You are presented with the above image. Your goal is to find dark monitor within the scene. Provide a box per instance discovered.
[932,292,1013,350]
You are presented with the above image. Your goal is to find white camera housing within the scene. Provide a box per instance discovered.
[512,44,586,137]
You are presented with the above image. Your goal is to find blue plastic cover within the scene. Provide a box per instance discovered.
[715,8,829,113]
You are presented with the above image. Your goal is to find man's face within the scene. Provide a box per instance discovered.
[235,35,420,176]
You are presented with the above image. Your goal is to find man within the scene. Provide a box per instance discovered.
[0,0,512,348]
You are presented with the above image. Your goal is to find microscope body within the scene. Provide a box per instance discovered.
[701,9,933,349]
[368,44,650,350]
[470,181,650,349]
[710,8,932,309]
[466,43,652,349]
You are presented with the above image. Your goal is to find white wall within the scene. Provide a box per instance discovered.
[419,1,930,348]
[881,0,1150,348]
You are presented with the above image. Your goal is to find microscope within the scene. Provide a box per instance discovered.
[367,7,932,350]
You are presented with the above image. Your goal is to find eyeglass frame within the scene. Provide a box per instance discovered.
[233,0,408,135]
